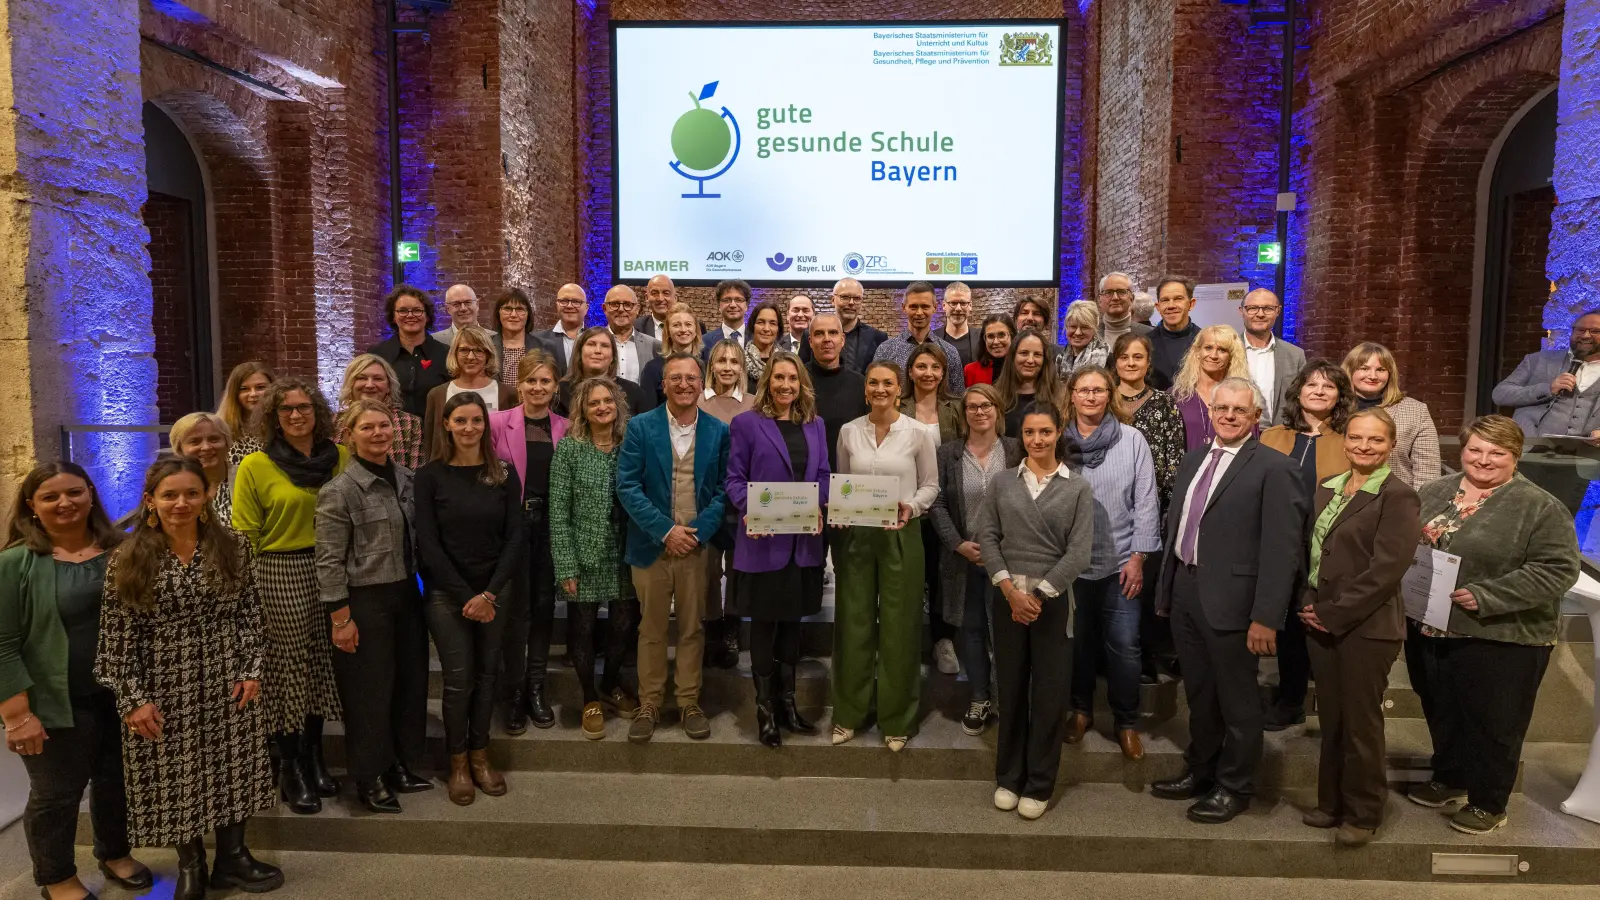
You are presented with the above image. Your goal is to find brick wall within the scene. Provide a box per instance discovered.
[145,193,197,424]
[1293,0,1563,430]
[1093,0,1173,291]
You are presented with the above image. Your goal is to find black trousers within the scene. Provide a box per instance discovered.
[502,518,557,698]
[1275,599,1311,710]
[20,690,130,886]
[1169,563,1264,796]
[424,589,509,754]
[1412,631,1550,815]
[330,579,429,781]
[992,588,1071,801]
[1139,550,1175,667]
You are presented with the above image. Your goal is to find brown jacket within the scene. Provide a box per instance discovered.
[1299,472,1422,641]
[1259,425,1350,483]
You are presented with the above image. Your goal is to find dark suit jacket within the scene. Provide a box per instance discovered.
[616,406,730,569]
[1155,440,1307,631]
[701,324,747,361]
[798,321,888,374]
[536,327,578,378]
[1300,474,1422,641]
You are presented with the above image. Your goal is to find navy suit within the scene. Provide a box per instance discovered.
[701,325,747,361]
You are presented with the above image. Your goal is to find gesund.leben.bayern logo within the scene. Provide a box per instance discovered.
[670,81,741,198]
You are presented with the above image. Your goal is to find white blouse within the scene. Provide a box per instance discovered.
[835,413,940,517]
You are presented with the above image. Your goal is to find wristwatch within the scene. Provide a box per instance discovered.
[1030,587,1049,603]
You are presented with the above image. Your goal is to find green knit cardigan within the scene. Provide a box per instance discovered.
[1415,472,1580,645]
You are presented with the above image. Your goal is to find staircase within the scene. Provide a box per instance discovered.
[213,611,1600,886]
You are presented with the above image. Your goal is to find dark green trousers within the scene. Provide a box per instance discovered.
[830,521,925,736]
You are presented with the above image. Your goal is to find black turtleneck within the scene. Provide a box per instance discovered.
[806,360,868,471]
[356,453,397,491]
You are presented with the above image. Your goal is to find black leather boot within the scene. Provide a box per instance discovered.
[384,761,434,793]
[526,679,555,729]
[210,820,284,892]
[504,685,530,735]
[720,615,742,669]
[174,837,207,900]
[753,670,781,748]
[356,779,402,814]
[776,663,817,735]
[301,716,340,798]
[275,733,320,815]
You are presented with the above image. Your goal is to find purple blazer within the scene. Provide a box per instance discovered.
[725,410,830,573]
[489,406,569,490]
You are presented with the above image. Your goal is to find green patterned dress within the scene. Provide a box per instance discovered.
[550,436,628,603]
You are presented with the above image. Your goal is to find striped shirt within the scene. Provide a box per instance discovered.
[1069,420,1163,579]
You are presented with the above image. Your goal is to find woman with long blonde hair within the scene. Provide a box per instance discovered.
[640,304,703,407]
[1341,342,1442,490]
[1169,324,1251,450]
[217,361,274,466]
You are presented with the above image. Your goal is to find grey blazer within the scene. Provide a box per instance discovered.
[313,460,416,605]
[1269,338,1306,415]
[930,437,1024,625]
[1493,349,1600,437]
[614,328,661,379]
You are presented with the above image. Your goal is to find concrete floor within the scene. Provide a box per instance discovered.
[2,842,1598,900]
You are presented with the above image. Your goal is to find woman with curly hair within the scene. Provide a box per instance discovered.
[99,457,281,899]
[232,375,348,816]
[1169,324,1252,451]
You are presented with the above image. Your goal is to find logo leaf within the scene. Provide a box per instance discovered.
[699,81,718,101]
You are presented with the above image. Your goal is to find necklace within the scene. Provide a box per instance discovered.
[1118,385,1151,402]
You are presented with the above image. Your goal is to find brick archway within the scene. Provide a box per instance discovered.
[1397,70,1558,430]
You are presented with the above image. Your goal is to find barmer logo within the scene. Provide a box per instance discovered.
[669,81,741,199]
[623,260,689,273]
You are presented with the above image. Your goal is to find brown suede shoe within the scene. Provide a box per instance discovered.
[1117,728,1144,761]
[1335,823,1375,846]
[1302,809,1339,829]
[468,749,507,796]
[447,753,474,806]
[1064,712,1091,745]
[581,702,606,741]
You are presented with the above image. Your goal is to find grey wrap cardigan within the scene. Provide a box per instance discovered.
[929,436,1024,625]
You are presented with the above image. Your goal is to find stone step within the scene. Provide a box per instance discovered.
[323,704,1507,792]
[428,643,1596,743]
[234,771,1600,883]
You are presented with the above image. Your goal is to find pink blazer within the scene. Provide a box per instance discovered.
[489,406,569,489]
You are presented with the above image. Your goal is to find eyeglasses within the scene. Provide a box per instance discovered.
[1073,388,1108,397]
[1099,289,1133,298]
[457,348,488,358]
[1576,327,1600,336]
[1212,405,1255,417]
[1240,305,1280,315]
[606,301,637,310]
[446,301,476,310]
[394,307,426,317]
[278,404,314,418]
[665,374,701,386]
[501,306,528,315]
[834,293,864,302]
[965,402,996,413]
[556,297,584,306]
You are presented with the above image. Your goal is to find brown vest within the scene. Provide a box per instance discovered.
[671,424,697,526]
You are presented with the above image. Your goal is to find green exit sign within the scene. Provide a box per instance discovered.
[396,241,421,264]
[1257,242,1282,265]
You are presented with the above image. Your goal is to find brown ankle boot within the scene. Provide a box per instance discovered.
[447,753,475,806]
[468,748,507,796]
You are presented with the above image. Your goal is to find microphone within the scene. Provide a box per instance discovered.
[1558,357,1583,398]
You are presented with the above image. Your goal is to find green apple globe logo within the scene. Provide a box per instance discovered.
[759,488,773,506]
[669,81,741,199]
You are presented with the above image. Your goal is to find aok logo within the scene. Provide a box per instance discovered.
[623,260,688,273]
[706,251,745,262]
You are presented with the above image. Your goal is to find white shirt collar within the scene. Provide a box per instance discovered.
[669,410,699,432]
[1244,333,1276,353]
[1016,461,1072,480]
[1209,438,1247,457]
[703,386,744,402]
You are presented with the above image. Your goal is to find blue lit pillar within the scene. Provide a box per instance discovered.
[1549,0,1600,341]
[0,0,156,517]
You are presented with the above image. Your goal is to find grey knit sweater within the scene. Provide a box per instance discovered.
[973,465,1096,594]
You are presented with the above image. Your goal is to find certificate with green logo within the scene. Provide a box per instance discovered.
[745,481,821,535]
[826,473,900,528]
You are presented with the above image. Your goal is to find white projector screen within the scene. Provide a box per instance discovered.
[611,21,1066,286]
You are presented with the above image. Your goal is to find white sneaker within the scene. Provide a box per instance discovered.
[994,787,1019,811]
[1018,797,1048,820]
[934,639,959,675]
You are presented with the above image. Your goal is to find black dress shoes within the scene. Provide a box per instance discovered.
[356,779,403,814]
[1187,786,1251,824]
[527,682,556,729]
[384,762,434,793]
[98,859,154,891]
[504,688,530,735]
[1151,769,1214,800]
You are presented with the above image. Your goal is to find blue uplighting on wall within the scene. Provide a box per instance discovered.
[579,0,610,327]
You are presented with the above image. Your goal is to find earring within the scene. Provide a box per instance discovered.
[199,507,210,524]
[145,509,158,527]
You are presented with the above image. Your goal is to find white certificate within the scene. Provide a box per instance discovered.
[1402,546,1461,631]
[826,473,901,528]
[745,482,820,535]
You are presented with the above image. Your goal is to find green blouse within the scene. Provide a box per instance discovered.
[1307,464,1390,589]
